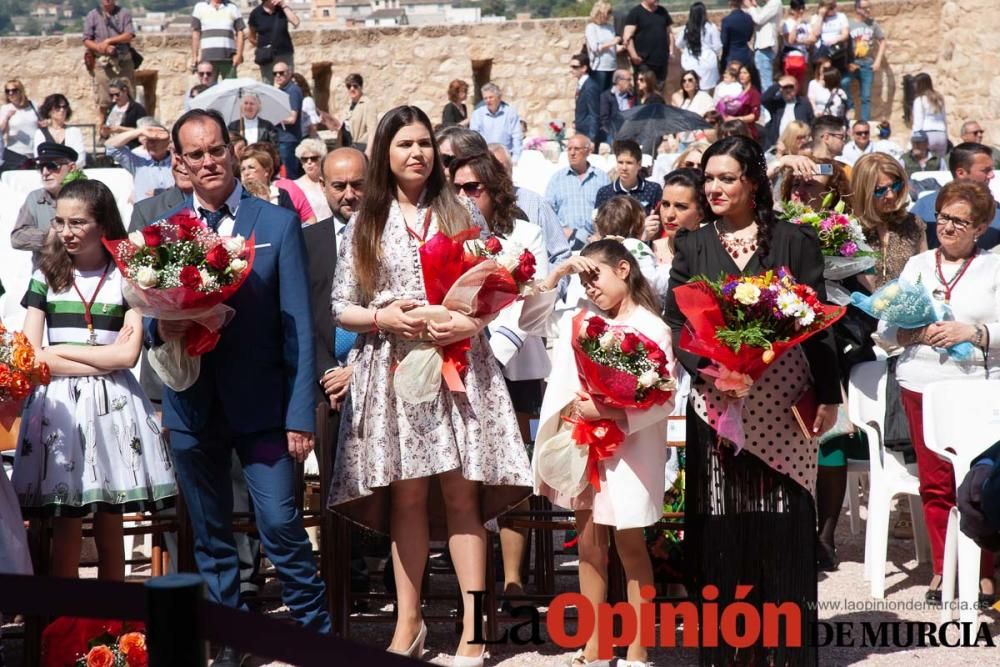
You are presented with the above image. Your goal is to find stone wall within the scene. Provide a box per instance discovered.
[2,0,995,150]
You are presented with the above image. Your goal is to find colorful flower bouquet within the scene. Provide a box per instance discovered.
[779,195,878,280]
[0,323,51,429]
[535,310,675,496]
[673,268,844,447]
[850,277,975,360]
[103,209,255,391]
[547,120,567,150]
[41,617,146,667]
[394,227,539,404]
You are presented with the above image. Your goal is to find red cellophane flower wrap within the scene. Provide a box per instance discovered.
[672,268,844,448]
[103,210,255,392]
[394,227,538,404]
[0,322,51,430]
[535,309,676,496]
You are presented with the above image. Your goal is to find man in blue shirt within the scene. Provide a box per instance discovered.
[470,82,523,163]
[273,62,304,178]
[594,139,662,216]
[545,134,610,249]
[105,118,174,202]
[913,143,1000,250]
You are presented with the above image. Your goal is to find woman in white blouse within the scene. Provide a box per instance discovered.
[676,2,722,91]
[911,73,949,159]
[584,1,620,91]
[0,78,39,160]
[878,180,999,605]
[671,70,715,117]
[33,94,86,168]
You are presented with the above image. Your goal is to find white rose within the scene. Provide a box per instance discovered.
[229,258,248,274]
[734,283,761,306]
[598,331,616,349]
[199,269,218,290]
[638,369,658,388]
[223,234,246,254]
[128,230,145,248]
[135,266,158,289]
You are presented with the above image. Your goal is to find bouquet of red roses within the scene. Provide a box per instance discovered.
[673,267,843,447]
[0,322,51,429]
[394,227,539,404]
[536,310,675,496]
[103,209,255,391]
[41,617,146,667]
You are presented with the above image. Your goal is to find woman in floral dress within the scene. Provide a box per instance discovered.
[327,105,532,665]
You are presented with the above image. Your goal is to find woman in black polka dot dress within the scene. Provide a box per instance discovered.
[665,136,842,667]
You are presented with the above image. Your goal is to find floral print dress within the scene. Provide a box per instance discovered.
[327,198,533,538]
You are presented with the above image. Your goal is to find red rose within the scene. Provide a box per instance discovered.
[141,225,162,248]
[620,332,641,355]
[585,316,608,338]
[205,244,230,271]
[648,345,666,367]
[511,249,536,283]
[84,645,115,667]
[179,266,202,289]
[175,216,203,241]
[484,236,503,255]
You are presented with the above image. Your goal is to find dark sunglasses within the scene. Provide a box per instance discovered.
[109,92,121,99]
[455,181,484,195]
[971,130,985,135]
[273,70,289,76]
[300,155,321,163]
[874,179,904,199]
[197,71,214,77]
[5,88,20,95]
[854,131,870,137]
[780,84,796,91]
[442,153,455,168]
[38,160,69,172]
[53,104,69,111]
[346,83,361,90]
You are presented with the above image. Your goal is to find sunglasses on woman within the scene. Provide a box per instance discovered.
[873,179,904,199]
[455,181,485,196]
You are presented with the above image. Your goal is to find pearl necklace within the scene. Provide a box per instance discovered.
[715,220,758,259]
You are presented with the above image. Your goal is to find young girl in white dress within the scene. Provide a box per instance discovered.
[533,239,675,667]
[12,179,175,581]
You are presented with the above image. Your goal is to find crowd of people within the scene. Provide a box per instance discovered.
[2,1,1000,667]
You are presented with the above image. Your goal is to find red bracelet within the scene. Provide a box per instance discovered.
[372,308,381,332]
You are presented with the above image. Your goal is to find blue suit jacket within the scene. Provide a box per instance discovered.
[144,193,317,436]
[575,76,602,146]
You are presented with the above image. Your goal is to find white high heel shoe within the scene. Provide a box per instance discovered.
[387,622,427,659]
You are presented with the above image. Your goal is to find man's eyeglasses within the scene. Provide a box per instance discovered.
[180,144,230,166]
[38,160,70,173]
[937,213,975,231]
[873,179,904,199]
[780,84,796,91]
[825,132,847,141]
[455,181,485,196]
[328,179,364,194]
[273,70,289,77]
[197,71,214,78]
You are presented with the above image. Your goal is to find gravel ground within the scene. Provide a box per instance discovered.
[4,503,999,666]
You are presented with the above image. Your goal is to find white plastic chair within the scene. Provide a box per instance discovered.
[847,360,931,598]
[922,379,1000,624]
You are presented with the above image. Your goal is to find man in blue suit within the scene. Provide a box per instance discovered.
[146,109,330,666]
[571,53,602,150]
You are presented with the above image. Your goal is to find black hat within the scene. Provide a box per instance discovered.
[36,141,78,163]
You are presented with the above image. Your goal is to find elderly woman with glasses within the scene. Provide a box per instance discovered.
[33,94,86,168]
[852,153,927,291]
[293,138,332,221]
[100,78,147,143]
[0,78,40,160]
[240,143,316,226]
[877,179,1000,605]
